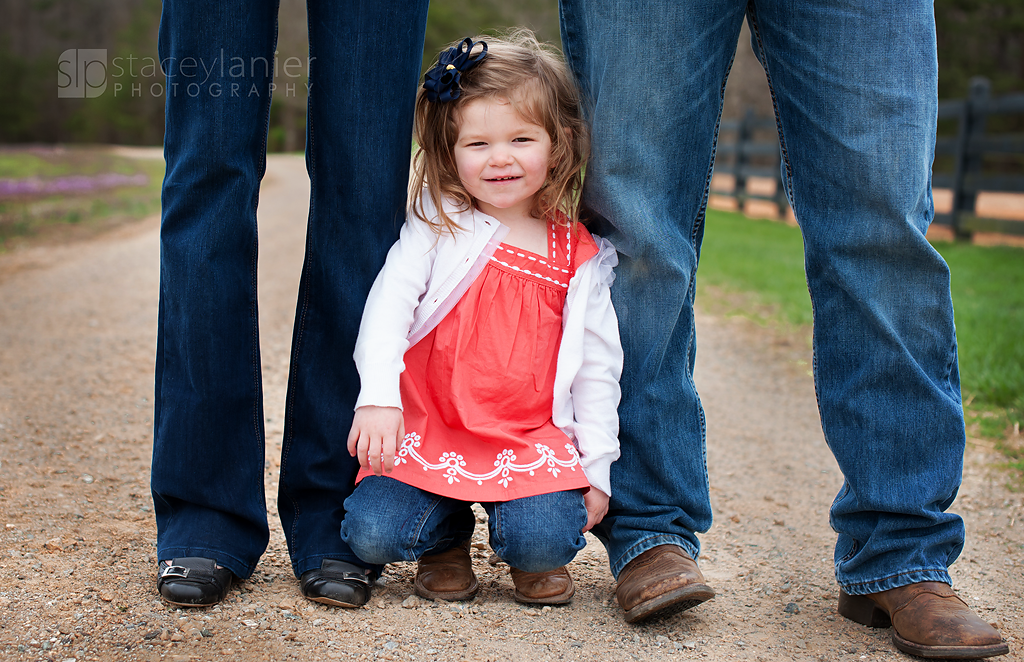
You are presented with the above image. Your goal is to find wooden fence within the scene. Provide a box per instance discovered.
[714,77,1024,239]
[713,110,788,214]
[934,77,1024,237]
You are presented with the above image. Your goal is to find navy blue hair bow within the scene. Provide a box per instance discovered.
[423,38,488,103]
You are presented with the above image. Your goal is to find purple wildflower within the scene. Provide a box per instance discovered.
[0,173,149,198]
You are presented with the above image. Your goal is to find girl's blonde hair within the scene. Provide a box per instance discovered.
[411,29,589,235]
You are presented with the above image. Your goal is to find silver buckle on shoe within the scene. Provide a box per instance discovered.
[325,571,370,586]
[340,571,371,586]
[161,565,190,579]
[320,570,371,586]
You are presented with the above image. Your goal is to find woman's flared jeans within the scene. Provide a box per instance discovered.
[152,0,429,579]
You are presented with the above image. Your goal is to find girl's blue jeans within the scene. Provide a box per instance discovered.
[150,0,429,579]
[559,0,966,595]
[341,477,588,573]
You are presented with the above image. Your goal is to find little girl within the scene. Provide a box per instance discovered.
[340,30,622,606]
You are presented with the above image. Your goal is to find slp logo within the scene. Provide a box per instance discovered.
[57,49,108,98]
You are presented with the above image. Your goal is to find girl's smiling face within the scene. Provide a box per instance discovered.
[453,96,553,223]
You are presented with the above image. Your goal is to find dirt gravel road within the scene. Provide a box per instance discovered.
[0,154,1021,662]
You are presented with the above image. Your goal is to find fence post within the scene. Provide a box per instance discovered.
[734,108,755,207]
[950,76,990,239]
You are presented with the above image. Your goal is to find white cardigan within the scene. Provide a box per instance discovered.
[353,196,622,496]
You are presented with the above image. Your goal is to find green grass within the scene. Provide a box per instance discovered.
[698,210,812,328]
[0,147,164,250]
[934,241,1024,413]
[696,208,1024,482]
[0,146,148,178]
[0,152,68,178]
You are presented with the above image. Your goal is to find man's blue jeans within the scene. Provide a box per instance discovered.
[341,477,588,572]
[152,0,429,579]
[559,0,966,594]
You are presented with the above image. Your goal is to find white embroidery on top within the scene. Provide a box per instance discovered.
[488,255,569,288]
[495,246,568,274]
[395,432,580,488]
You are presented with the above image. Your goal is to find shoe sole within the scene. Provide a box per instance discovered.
[623,583,715,623]
[840,590,1010,659]
[158,584,229,608]
[158,595,222,608]
[513,583,575,605]
[893,632,1010,660]
[414,576,480,602]
[158,582,230,608]
[304,595,365,609]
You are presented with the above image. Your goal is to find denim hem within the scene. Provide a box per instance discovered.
[158,547,257,581]
[838,568,953,595]
[610,534,699,579]
[292,553,384,580]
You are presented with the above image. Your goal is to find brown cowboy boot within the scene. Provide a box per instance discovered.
[839,582,1008,659]
[509,565,575,605]
[414,540,479,601]
[615,544,715,623]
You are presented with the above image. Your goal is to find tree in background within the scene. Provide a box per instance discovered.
[936,0,1023,99]
[423,0,558,64]
[0,0,1018,146]
[0,0,164,144]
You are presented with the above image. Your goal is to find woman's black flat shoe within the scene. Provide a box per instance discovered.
[157,557,234,607]
[300,559,373,607]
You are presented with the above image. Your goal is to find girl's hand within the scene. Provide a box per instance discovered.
[582,487,610,533]
[347,406,404,476]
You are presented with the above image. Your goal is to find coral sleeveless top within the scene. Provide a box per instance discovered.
[356,222,599,501]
